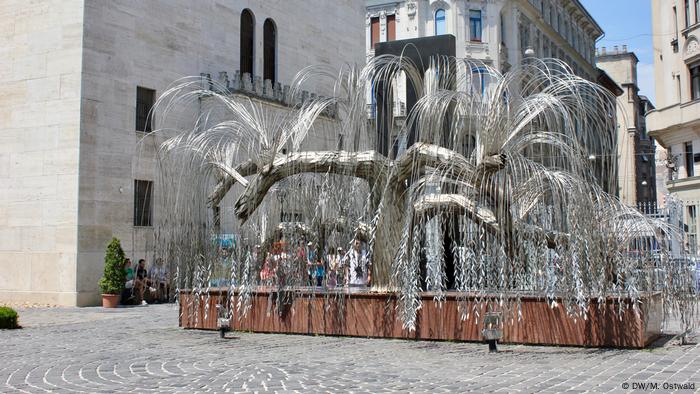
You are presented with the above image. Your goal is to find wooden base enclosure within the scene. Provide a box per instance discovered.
[179,288,662,348]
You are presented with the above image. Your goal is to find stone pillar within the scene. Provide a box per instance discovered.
[380,11,387,42]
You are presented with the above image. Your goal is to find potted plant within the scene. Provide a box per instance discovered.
[0,306,19,329]
[98,237,126,308]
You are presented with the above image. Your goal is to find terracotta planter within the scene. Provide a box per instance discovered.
[101,294,120,308]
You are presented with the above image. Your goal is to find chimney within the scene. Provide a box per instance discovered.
[622,45,628,53]
[613,45,619,53]
[601,46,606,55]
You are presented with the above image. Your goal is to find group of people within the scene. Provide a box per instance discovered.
[258,238,371,288]
[122,258,170,305]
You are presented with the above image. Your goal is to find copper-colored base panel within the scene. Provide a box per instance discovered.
[179,289,662,348]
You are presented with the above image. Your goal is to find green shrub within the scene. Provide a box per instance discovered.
[0,306,19,329]
[98,237,127,295]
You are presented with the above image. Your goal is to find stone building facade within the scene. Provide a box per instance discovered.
[0,0,365,306]
[365,0,602,78]
[363,0,630,194]
[647,0,700,252]
[597,46,657,206]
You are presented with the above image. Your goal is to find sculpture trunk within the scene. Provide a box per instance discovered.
[369,184,405,290]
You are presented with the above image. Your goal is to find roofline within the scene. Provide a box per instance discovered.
[571,0,604,38]
[596,51,639,64]
[596,68,624,97]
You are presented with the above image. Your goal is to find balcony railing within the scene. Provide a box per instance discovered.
[199,71,338,118]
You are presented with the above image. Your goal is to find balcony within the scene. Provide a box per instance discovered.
[647,99,700,146]
[667,174,700,193]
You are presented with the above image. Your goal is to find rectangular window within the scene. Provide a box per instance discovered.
[387,15,396,41]
[690,64,700,100]
[688,205,697,254]
[686,0,691,27]
[370,17,380,48]
[557,12,562,33]
[134,180,153,227]
[673,6,679,40]
[696,0,700,23]
[500,13,505,42]
[136,87,155,132]
[686,142,695,177]
[470,10,482,42]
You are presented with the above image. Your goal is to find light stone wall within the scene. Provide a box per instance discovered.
[75,0,366,305]
[0,0,84,305]
[0,0,365,306]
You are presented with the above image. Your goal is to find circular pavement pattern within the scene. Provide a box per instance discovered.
[1,304,699,393]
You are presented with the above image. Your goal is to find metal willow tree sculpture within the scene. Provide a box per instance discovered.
[150,56,697,331]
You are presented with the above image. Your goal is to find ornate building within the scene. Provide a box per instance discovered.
[647,0,700,252]
[365,0,602,78]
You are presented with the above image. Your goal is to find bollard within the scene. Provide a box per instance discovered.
[482,312,503,352]
[215,304,230,338]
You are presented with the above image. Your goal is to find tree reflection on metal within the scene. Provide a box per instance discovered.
[148,55,698,332]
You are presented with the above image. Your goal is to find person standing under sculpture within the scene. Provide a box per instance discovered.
[306,241,316,286]
[344,239,370,287]
[326,247,342,288]
[150,258,170,302]
[314,257,325,287]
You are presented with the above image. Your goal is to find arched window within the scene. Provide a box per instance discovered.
[435,9,446,35]
[240,9,255,76]
[263,18,276,83]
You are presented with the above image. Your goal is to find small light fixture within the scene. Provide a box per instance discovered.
[641,180,648,186]
[588,154,596,160]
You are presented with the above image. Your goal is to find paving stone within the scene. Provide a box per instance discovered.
[1,304,699,393]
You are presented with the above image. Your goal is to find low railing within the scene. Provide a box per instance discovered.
[199,71,338,118]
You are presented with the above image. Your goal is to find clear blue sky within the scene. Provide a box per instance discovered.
[580,0,655,103]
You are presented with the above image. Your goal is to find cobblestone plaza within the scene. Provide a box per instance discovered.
[1,304,698,393]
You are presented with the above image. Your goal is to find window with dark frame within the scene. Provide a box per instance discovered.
[240,9,255,76]
[387,14,396,41]
[470,10,482,42]
[673,6,679,40]
[435,9,446,35]
[263,18,276,83]
[696,0,700,23]
[688,205,697,254]
[135,87,155,132]
[134,180,153,227]
[686,142,695,177]
[370,17,380,48]
[685,0,691,27]
[690,64,700,101]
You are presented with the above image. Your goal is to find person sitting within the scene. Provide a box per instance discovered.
[121,258,135,305]
[134,259,153,305]
[149,258,170,302]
